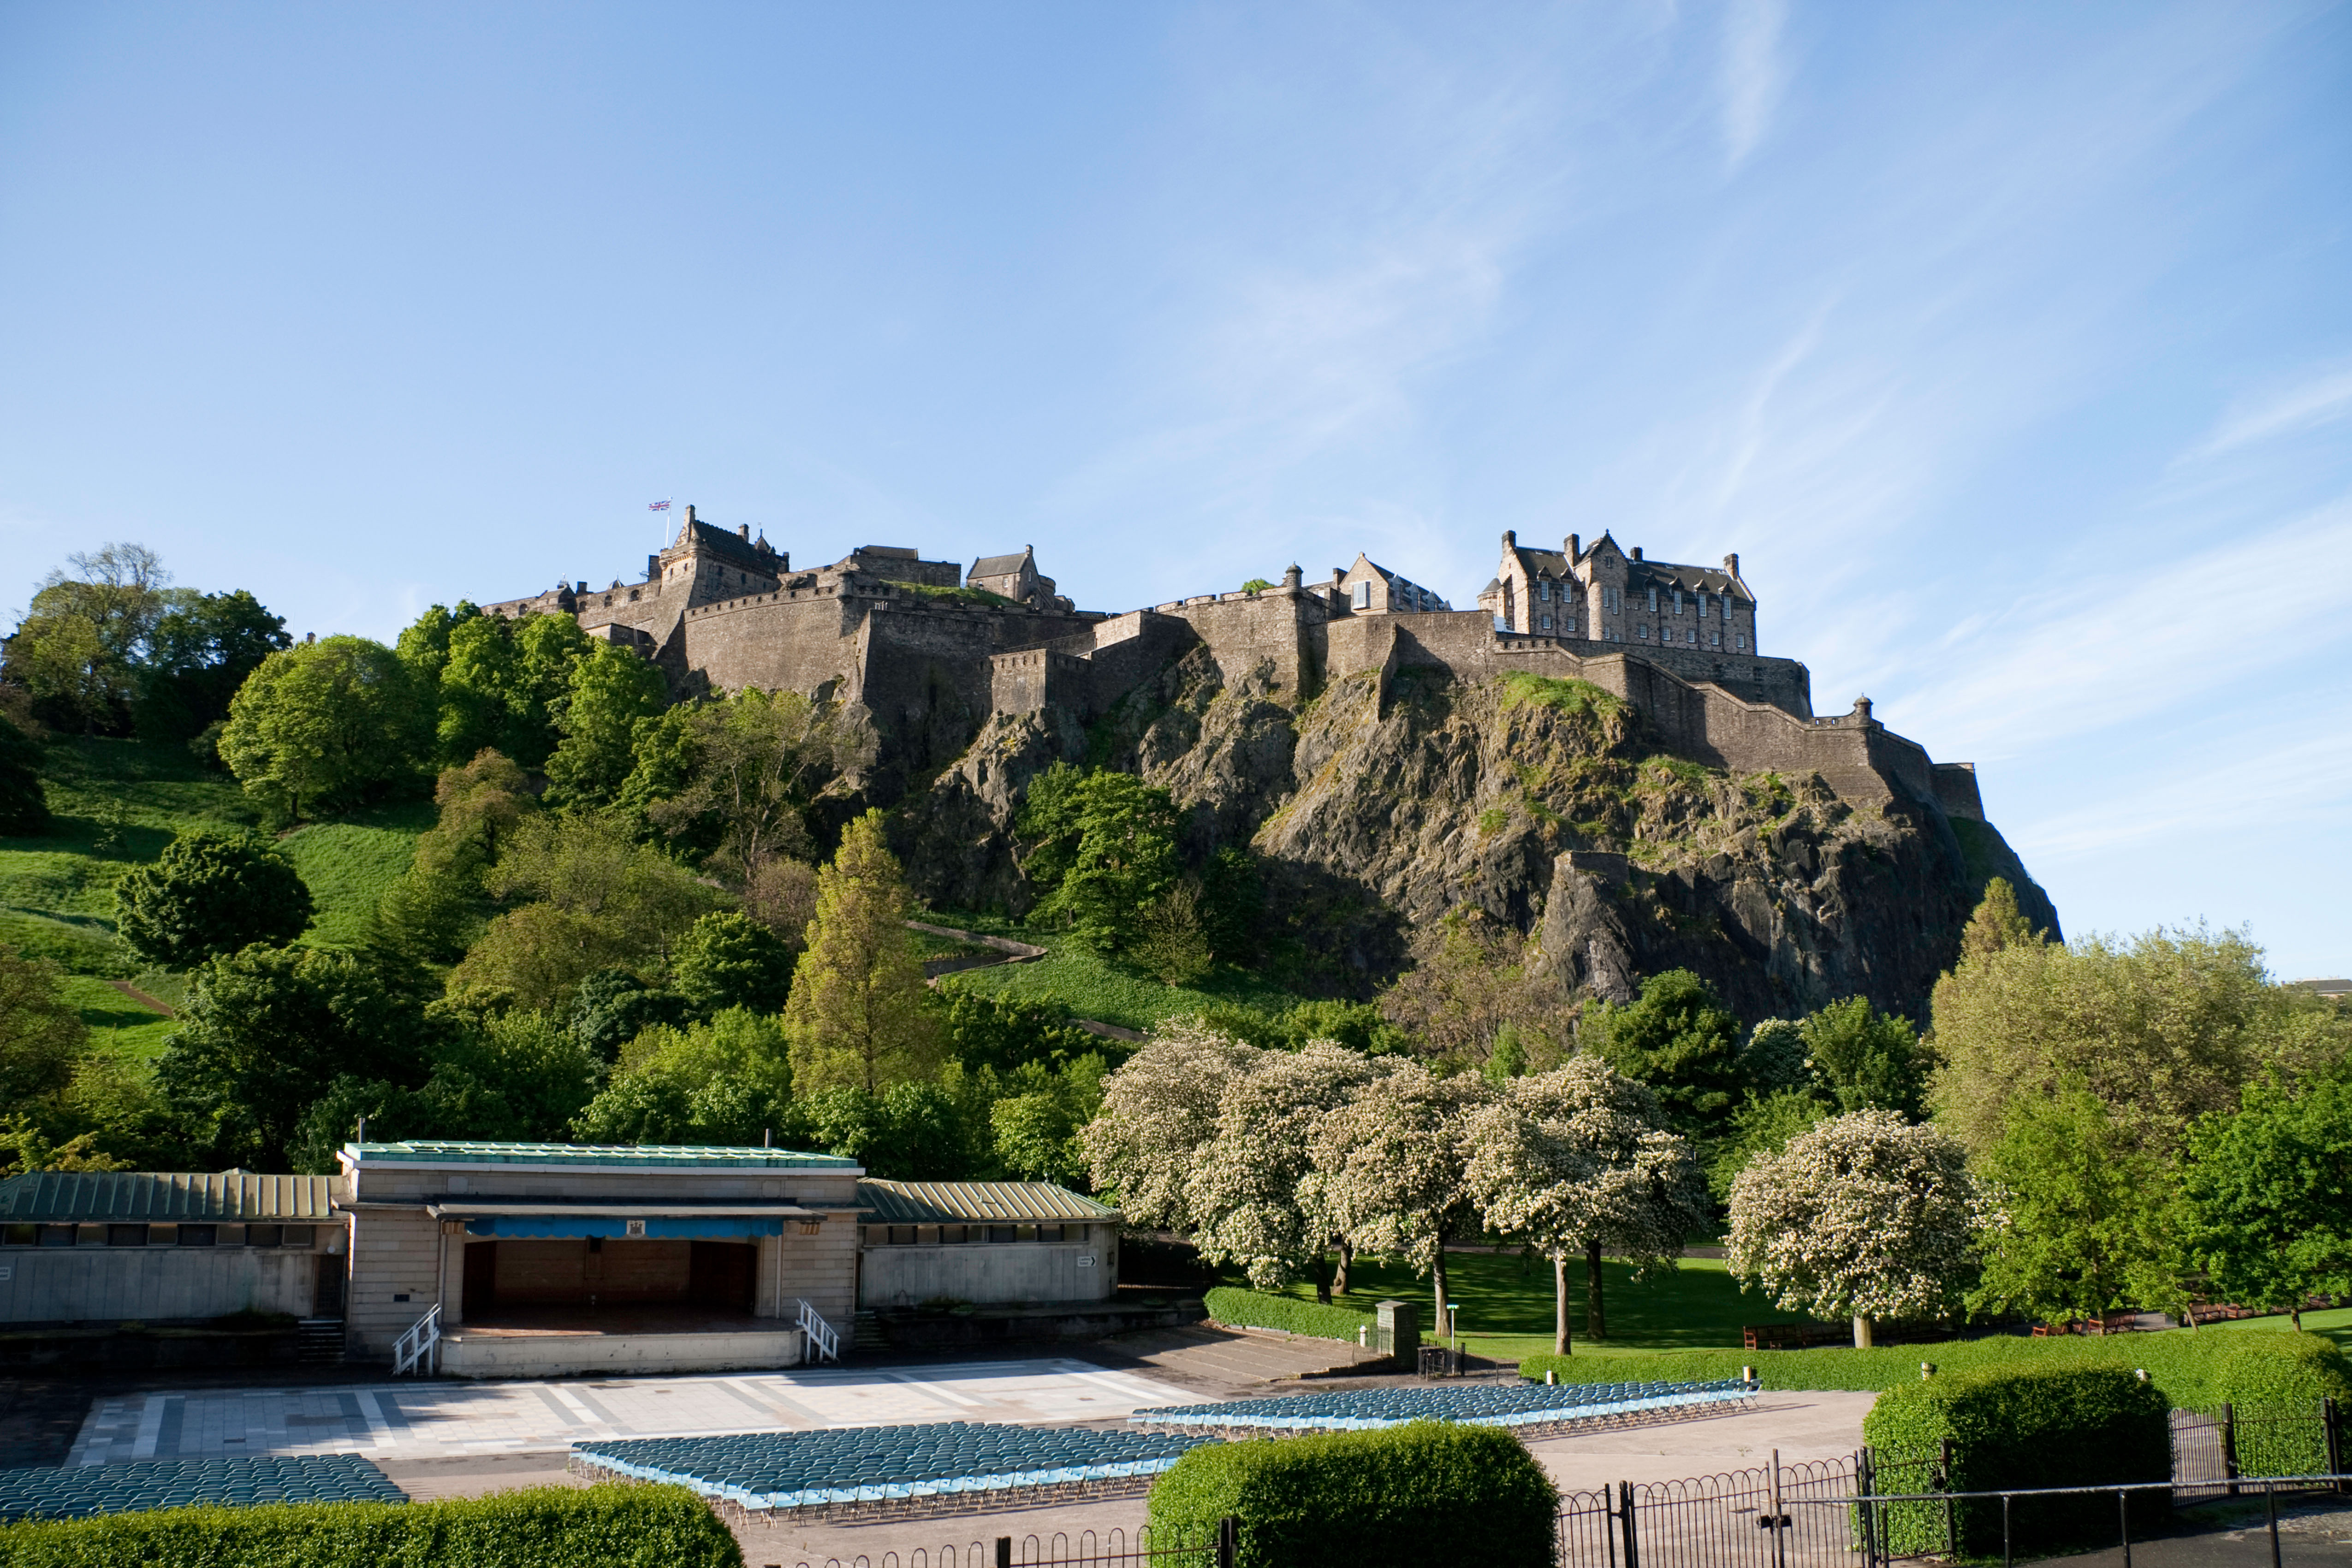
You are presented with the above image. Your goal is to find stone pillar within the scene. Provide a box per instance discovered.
[1377,1299,1420,1362]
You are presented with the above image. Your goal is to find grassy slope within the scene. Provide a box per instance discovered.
[0,737,425,975]
[925,906,1320,1031]
[57,974,177,1058]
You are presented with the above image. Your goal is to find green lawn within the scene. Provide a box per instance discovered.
[2,736,429,974]
[938,944,1316,1032]
[1247,1248,1835,1363]
[1243,1249,2352,1366]
[279,802,432,949]
[57,974,177,1058]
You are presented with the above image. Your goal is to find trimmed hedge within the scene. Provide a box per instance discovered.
[0,1483,742,1568]
[1518,1330,2352,1410]
[1146,1420,1555,1568]
[1202,1287,1374,1343]
[1863,1365,2169,1555]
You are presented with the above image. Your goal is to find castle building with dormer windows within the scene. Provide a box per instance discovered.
[473,505,1986,826]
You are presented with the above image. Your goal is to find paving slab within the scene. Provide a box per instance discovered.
[64,1358,1200,1465]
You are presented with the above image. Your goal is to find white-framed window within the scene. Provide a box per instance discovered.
[1710,631,1721,648]
[1639,624,1651,639]
[1647,587,1659,612]
[1539,615,1552,630]
[1736,635,1747,651]
[1353,580,1372,609]
[1537,581,1550,602]
[1673,591,1684,616]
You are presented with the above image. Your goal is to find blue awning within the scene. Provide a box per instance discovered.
[462,1216,782,1239]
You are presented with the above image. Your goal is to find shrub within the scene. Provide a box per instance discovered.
[0,1482,742,1567]
[1517,1328,2352,1409]
[1862,1364,2170,1555]
[1146,1420,1555,1568]
[113,828,314,968]
[1203,1287,1373,1342]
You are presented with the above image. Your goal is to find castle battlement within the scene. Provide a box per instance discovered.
[472,507,1974,818]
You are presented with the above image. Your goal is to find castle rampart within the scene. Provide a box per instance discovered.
[474,510,1979,820]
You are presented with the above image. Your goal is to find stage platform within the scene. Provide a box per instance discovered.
[440,1305,805,1378]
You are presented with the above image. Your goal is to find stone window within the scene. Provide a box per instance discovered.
[1604,587,1620,613]
[1537,581,1550,602]
[1736,635,1748,651]
[1647,588,1659,612]
[1638,624,1651,639]
[1539,615,1552,630]
[1673,591,1684,615]
[1710,631,1721,648]
[1353,581,1372,610]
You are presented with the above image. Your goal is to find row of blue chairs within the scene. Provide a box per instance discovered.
[576,1421,1218,1512]
[1140,1378,1755,1430]
[0,1455,404,1521]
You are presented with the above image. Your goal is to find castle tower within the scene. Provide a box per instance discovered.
[650,504,783,606]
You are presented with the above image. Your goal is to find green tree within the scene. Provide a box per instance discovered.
[114,829,314,968]
[1972,1084,2189,1327]
[797,1081,980,1180]
[0,944,87,1114]
[672,911,794,1015]
[1582,969,1746,1143]
[0,713,48,836]
[545,641,669,804]
[571,1008,794,1147]
[424,1008,603,1143]
[783,810,939,1094]
[132,589,290,742]
[451,812,723,1007]
[1739,1018,1810,1094]
[434,611,590,769]
[392,601,477,693]
[631,688,864,882]
[1379,911,1572,1072]
[365,750,536,966]
[564,968,694,1065]
[943,992,1102,1075]
[155,944,435,1168]
[1800,996,1931,1119]
[2182,1070,2352,1330]
[1022,769,1181,953]
[1705,1087,1824,1200]
[218,635,431,821]
[1,543,169,732]
[990,1054,1111,1188]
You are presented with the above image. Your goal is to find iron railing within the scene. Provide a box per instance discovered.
[798,1297,841,1363]
[390,1303,439,1376]
[770,1519,1231,1568]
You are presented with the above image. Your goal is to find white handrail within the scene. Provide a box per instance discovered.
[796,1297,840,1363]
[392,1303,441,1376]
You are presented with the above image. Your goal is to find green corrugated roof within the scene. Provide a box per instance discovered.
[0,1172,337,1224]
[857,1180,1119,1224]
[346,1140,859,1170]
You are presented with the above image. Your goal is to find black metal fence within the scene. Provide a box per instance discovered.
[764,1519,1231,1568]
[766,1401,2349,1568]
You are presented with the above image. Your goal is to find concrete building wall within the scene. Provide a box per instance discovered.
[858,1226,1118,1309]
[768,1223,860,1350]
[0,1246,321,1323]
[346,1207,438,1360]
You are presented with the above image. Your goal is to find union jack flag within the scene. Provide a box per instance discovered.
[648,499,671,512]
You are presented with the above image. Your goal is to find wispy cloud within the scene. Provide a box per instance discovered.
[2187,364,2352,459]
[1719,0,1788,170]
[2015,725,2352,865]
[1893,493,2352,760]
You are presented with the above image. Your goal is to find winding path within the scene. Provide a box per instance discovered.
[906,920,1145,1043]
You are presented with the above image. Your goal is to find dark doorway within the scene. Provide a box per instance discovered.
[688,1241,756,1312]
[312,1253,345,1316]
[462,1241,499,1316]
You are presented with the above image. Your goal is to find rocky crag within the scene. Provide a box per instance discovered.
[899,644,2057,1027]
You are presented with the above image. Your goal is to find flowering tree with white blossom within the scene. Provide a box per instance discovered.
[1078,1022,1265,1230]
[1463,1057,1708,1354]
[1190,1043,1396,1295]
[1725,1109,1995,1348]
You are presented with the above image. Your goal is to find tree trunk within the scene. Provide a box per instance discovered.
[1585,1238,1606,1342]
[1853,1315,1874,1348]
[1333,1239,1353,1296]
[1554,1250,1573,1357]
[1431,1227,1450,1343]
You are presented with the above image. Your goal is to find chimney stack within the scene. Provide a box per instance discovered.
[683,505,697,526]
[1564,533,1580,559]
[738,524,750,540]
[1630,546,1643,561]
[647,554,660,581]
[1723,553,1740,576]
[1502,529,1516,548]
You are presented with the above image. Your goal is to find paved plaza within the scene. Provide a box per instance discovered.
[65,1358,1198,1466]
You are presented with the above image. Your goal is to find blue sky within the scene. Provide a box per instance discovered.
[3,2,2347,977]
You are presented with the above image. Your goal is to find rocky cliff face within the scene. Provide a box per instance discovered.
[898,645,2058,1026]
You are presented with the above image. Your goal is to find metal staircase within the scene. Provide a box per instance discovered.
[796,1298,841,1363]
[295,1318,345,1366]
